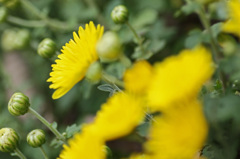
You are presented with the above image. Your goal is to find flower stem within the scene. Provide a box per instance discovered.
[101,72,124,88]
[126,21,145,55]
[39,146,49,159]
[14,147,27,159]
[28,107,66,142]
[20,0,70,30]
[196,4,226,91]
[7,16,46,28]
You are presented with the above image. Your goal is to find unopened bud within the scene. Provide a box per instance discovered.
[38,38,57,58]
[0,7,7,23]
[0,128,19,152]
[86,61,102,83]
[97,31,122,62]
[27,129,46,148]
[8,92,30,116]
[1,29,30,51]
[111,5,129,24]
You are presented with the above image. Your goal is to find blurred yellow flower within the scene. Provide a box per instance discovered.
[124,60,153,95]
[144,99,208,159]
[222,0,240,37]
[58,132,105,159]
[47,21,104,99]
[88,92,145,141]
[147,46,214,110]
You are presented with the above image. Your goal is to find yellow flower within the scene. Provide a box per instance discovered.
[58,132,105,159]
[222,0,240,37]
[124,60,153,95]
[47,21,104,99]
[88,92,145,141]
[144,99,208,159]
[147,46,214,110]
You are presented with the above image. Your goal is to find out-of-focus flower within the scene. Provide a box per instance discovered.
[58,132,105,159]
[87,92,145,141]
[147,46,214,110]
[222,0,240,37]
[144,99,208,159]
[47,21,104,99]
[124,60,153,95]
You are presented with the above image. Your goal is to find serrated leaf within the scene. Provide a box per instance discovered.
[181,1,201,15]
[65,124,81,138]
[50,138,64,149]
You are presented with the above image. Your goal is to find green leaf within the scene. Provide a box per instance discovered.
[65,124,81,138]
[51,122,58,129]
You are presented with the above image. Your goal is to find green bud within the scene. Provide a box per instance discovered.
[103,146,113,159]
[86,61,102,83]
[0,128,19,152]
[0,7,7,23]
[1,29,30,51]
[218,34,237,56]
[8,92,30,116]
[97,31,122,62]
[27,129,46,148]
[111,5,129,24]
[38,38,57,58]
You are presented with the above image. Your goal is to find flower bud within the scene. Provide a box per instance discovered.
[0,7,7,23]
[86,61,102,83]
[1,29,30,51]
[38,38,57,58]
[111,5,129,24]
[97,31,122,62]
[0,128,19,152]
[8,92,30,116]
[27,129,46,148]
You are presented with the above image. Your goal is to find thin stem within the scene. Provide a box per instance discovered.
[7,16,46,28]
[39,146,49,159]
[14,147,27,159]
[101,72,124,88]
[196,4,226,91]
[119,53,132,68]
[28,107,66,142]
[20,0,71,31]
[126,21,145,55]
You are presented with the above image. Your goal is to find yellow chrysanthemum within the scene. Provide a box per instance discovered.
[47,21,104,99]
[124,60,153,95]
[58,132,105,159]
[222,0,240,37]
[87,92,145,141]
[147,46,214,109]
[144,99,208,159]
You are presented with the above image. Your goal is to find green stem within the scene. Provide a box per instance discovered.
[119,53,132,68]
[20,0,70,30]
[126,21,145,55]
[39,146,49,159]
[101,72,124,88]
[14,147,27,159]
[7,16,46,28]
[196,4,226,91]
[28,107,66,142]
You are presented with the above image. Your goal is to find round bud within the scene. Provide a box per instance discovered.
[1,29,30,51]
[38,38,57,58]
[0,128,19,152]
[8,92,30,116]
[86,61,102,83]
[0,7,7,23]
[97,31,122,63]
[111,5,129,24]
[27,129,46,148]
